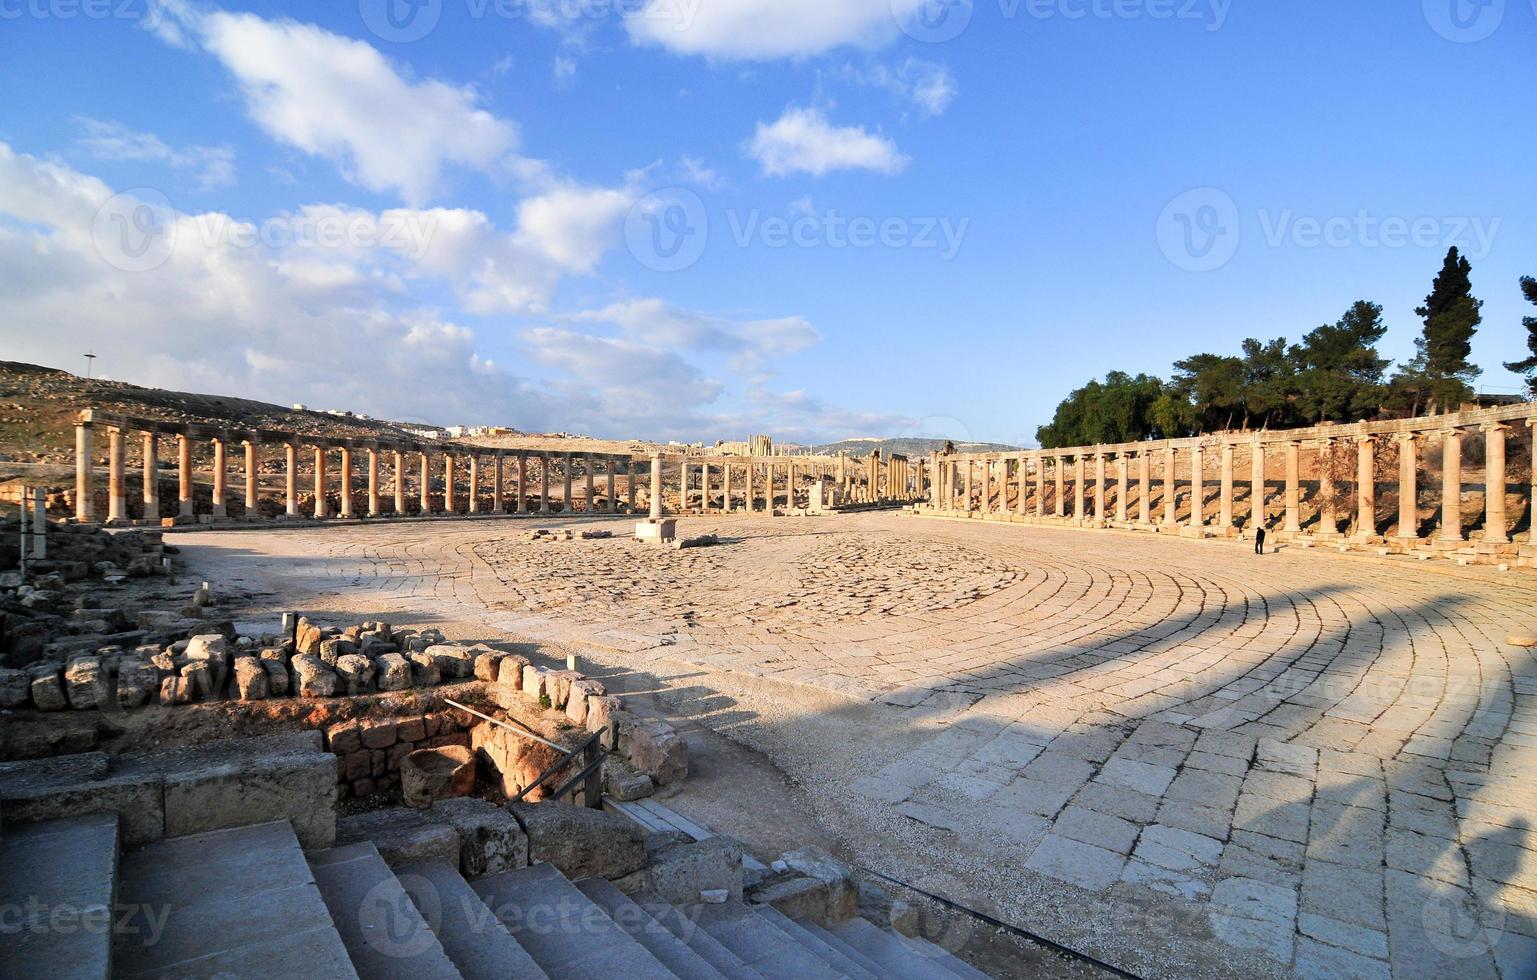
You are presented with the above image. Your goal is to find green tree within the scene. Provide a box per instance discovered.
[1290,300,1390,423]
[1036,372,1168,448]
[1503,276,1537,396]
[1239,336,1300,428]
[1393,247,1483,413]
[1168,353,1247,433]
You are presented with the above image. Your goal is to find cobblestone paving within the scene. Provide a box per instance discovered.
[187,512,1537,979]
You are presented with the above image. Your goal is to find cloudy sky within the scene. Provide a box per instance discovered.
[0,1,1533,443]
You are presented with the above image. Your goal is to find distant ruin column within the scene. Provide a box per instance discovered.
[981,457,993,514]
[1189,443,1203,527]
[563,454,574,513]
[1250,440,1265,530]
[393,451,406,515]
[443,453,456,515]
[516,454,528,513]
[142,430,159,520]
[1219,443,1234,530]
[1482,423,1508,544]
[285,442,299,517]
[1283,441,1301,533]
[491,452,504,513]
[211,437,228,519]
[177,433,193,518]
[962,458,974,513]
[244,440,259,516]
[468,455,481,514]
[366,448,381,517]
[1054,456,1065,518]
[606,458,617,513]
[107,426,127,523]
[679,460,690,512]
[1014,452,1027,515]
[1034,453,1045,517]
[626,459,636,512]
[723,463,734,513]
[583,454,595,513]
[1094,454,1106,520]
[1440,428,1463,541]
[1116,454,1129,523]
[749,463,759,512]
[74,421,96,523]
[539,454,551,514]
[1163,446,1177,527]
[1529,421,1536,545]
[649,455,663,519]
[419,453,432,515]
[338,446,353,519]
[313,447,328,519]
[1317,441,1337,535]
[1354,436,1376,541]
[1139,450,1151,524]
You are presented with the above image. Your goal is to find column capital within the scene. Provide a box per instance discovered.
[1393,431,1417,446]
[1479,421,1509,434]
[1354,433,1377,446]
[1439,425,1465,437]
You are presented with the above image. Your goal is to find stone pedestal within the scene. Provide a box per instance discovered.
[635,519,677,544]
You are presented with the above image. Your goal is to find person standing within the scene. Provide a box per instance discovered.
[1255,524,1267,555]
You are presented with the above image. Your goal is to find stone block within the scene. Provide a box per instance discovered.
[183,634,228,672]
[295,617,324,655]
[292,653,339,697]
[262,658,290,696]
[64,657,108,710]
[233,657,268,701]
[397,717,427,743]
[545,669,581,709]
[602,757,654,801]
[180,661,214,701]
[336,807,460,868]
[374,652,412,692]
[360,719,398,750]
[586,696,622,750]
[521,664,547,700]
[496,654,529,689]
[623,719,689,786]
[343,750,371,781]
[334,654,376,696]
[473,651,506,682]
[408,651,441,687]
[648,835,745,906]
[158,676,189,706]
[0,667,30,708]
[0,767,165,846]
[750,846,858,925]
[433,797,528,877]
[426,644,475,680]
[116,661,160,709]
[26,664,66,711]
[508,801,644,881]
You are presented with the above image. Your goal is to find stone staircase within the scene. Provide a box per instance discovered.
[0,808,986,978]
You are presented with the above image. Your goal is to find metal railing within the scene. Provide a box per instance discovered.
[444,698,606,808]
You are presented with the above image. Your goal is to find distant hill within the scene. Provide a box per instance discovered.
[811,437,1022,457]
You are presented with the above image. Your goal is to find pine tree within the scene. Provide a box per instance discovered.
[1393,247,1483,414]
[1502,276,1537,396]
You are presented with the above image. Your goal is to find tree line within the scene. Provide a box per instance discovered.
[1037,248,1537,449]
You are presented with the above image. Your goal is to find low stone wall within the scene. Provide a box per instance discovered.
[321,711,471,801]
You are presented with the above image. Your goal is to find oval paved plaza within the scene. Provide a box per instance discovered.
[186,512,1537,980]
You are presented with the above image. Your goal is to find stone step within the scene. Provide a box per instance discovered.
[471,862,677,978]
[396,857,548,980]
[829,915,982,980]
[690,901,843,980]
[792,919,889,979]
[630,889,768,980]
[0,813,118,980]
[575,875,727,980]
[114,820,358,979]
[753,906,880,980]
[309,842,463,979]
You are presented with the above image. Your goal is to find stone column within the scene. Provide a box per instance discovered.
[313,447,328,519]
[1284,441,1301,533]
[649,455,663,519]
[606,458,617,513]
[491,452,504,514]
[394,451,406,515]
[142,430,159,520]
[724,462,734,513]
[1529,421,1537,545]
[1317,441,1337,535]
[749,463,759,512]
[1482,423,1508,544]
[679,460,690,512]
[367,448,381,517]
[516,454,528,513]
[468,455,481,514]
[539,454,550,514]
[177,433,193,518]
[1189,444,1203,527]
[1117,454,1129,523]
[1250,441,1265,530]
[1055,456,1066,518]
[285,442,299,517]
[1219,443,1234,530]
[1014,452,1027,515]
[211,437,228,519]
[1354,436,1376,541]
[563,454,574,513]
[585,454,596,513]
[338,446,353,519]
[1139,450,1151,524]
[443,453,456,515]
[107,426,127,522]
[419,453,432,515]
[1070,455,1084,520]
[244,440,259,516]
[626,459,636,512]
[74,421,96,522]
[1163,446,1177,527]
[1440,428,1463,541]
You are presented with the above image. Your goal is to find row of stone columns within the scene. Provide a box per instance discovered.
[930,419,1536,545]
[75,420,638,524]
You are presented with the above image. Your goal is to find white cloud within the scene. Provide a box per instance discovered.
[175,10,523,205]
[552,55,577,86]
[626,0,928,60]
[569,298,819,375]
[74,118,236,190]
[835,58,957,118]
[748,107,908,178]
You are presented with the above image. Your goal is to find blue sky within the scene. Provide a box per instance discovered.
[0,0,1533,444]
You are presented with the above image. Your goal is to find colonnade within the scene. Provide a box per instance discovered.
[925,404,1537,550]
[657,449,919,515]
